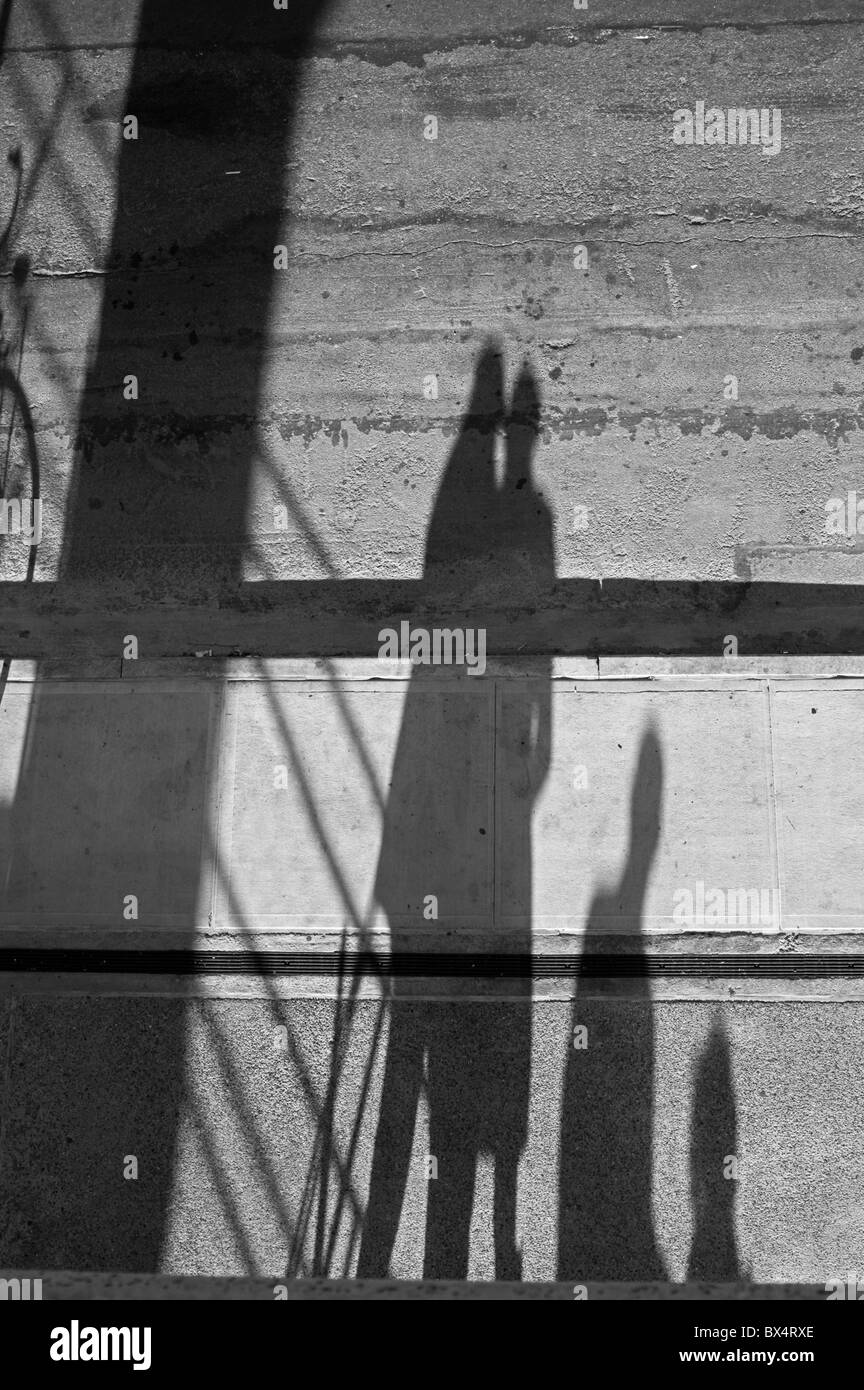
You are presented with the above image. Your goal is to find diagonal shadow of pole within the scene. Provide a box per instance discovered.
[248,663,386,1273]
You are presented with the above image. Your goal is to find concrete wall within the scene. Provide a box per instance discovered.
[1,1,863,1284]
[3,0,864,607]
[2,664,864,943]
[1,664,863,1280]
[2,992,863,1281]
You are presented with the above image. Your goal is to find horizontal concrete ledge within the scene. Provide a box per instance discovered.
[12,657,864,682]
[5,577,864,659]
[0,1272,830,1301]
[3,949,864,979]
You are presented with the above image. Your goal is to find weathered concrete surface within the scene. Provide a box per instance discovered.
[773,686,864,934]
[3,1,864,609]
[4,668,864,939]
[1,668,861,939]
[1,0,862,1291]
[15,0,864,51]
[0,665,859,1282]
[1,994,862,1281]
[0,681,215,929]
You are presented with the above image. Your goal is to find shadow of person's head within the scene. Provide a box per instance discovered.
[422,340,504,573]
[498,359,554,579]
[424,344,555,598]
[504,360,542,489]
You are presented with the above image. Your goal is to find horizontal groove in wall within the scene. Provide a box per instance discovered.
[2,949,864,979]
[8,577,864,659]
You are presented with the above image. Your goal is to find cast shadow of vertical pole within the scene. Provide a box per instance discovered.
[0,0,332,1273]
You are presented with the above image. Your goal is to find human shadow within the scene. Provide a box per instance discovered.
[0,0,332,1272]
[687,1015,741,1280]
[356,344,554,1278]
[558,724,668,1280]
